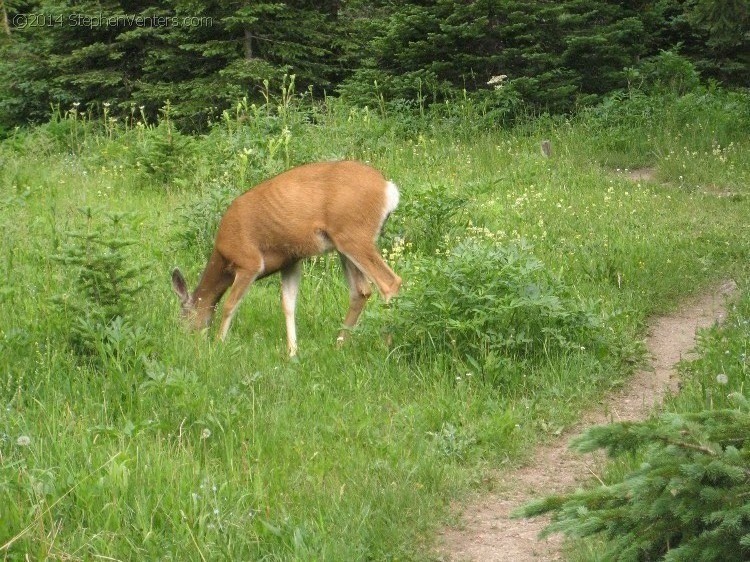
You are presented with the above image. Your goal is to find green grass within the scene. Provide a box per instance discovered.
[1,87,749,560]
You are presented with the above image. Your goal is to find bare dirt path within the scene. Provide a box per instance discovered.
[436,282,737,562]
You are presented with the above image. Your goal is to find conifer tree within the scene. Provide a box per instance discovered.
[0,0,343,129]
[0,0,747,130]
[519,396,750,561]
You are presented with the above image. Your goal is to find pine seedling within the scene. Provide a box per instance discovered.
[518,394,750,561]
[53,208,147,363]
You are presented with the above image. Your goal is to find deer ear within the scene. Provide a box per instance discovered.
[171,268,190,303]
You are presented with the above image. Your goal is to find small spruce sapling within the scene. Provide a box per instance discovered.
[517,394,750,561]
[53,208,148,364]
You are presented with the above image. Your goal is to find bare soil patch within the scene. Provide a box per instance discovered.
[436,281,737,562]
[618,167,742,199]
[624,167,657,182]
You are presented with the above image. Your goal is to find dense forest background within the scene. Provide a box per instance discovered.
[0,0,748,132]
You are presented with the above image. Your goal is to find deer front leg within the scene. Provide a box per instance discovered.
[218,268,259,340]
[280,262,302,357]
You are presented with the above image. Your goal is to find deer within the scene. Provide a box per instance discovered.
[171,160,402,357]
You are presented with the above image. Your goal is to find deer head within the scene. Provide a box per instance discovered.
[171,267,207,330]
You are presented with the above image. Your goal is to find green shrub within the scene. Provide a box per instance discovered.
[38,104,94,154]
[386,183,467,254]
[386,235,606,373]
[173,179,239,257]
[634,50,701,95]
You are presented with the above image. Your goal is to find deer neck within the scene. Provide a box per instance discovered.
[190,250,231,328]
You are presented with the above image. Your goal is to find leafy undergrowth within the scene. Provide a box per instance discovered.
[0,86,749,559]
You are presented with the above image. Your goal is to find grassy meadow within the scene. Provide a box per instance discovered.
[1,86,749,560]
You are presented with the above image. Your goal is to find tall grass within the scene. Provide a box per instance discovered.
[0,82,749,559]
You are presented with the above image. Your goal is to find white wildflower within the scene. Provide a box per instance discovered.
[487,75,508,89]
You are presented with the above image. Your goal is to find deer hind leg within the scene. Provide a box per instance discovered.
[280,261,302,357]
[218,267,260,341]
[335,241,401,303]
[337,254,372,346]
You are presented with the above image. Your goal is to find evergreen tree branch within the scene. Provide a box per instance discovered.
[657,437,718,456]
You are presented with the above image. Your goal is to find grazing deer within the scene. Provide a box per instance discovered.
[171,160,402,357]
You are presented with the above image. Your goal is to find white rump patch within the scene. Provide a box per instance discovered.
[378,181,400,236]
[384,181,400,215]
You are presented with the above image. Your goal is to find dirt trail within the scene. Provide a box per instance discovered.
[437,282,737,562]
